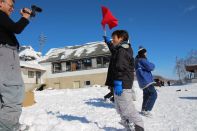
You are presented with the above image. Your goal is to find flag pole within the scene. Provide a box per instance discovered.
[104,29,107,36]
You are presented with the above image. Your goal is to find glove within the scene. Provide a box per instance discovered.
[114,80,123,96]
[103,36,111,45]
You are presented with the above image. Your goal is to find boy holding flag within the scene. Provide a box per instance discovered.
[103,30,144,131]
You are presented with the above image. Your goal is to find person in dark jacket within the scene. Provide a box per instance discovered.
[103,30,144,131]
[135,46,157,117]
[104,40,115,102]
[0,0,31,130]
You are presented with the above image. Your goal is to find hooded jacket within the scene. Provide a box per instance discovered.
[105,41,135,89]
[135,56,156,89]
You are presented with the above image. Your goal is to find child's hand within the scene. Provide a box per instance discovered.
[103,36,111,44]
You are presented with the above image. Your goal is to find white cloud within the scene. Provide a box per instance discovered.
[184,5,196,13]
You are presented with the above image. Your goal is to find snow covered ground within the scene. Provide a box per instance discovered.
[20,81,197,131]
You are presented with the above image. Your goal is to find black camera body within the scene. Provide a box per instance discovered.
[31,5,42,17]
[23,5,42,18]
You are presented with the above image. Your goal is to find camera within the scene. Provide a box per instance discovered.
[23,5,42,18]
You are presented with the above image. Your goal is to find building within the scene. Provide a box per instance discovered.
[185,64,197,83]
[20,61,46,91]
[39,42,111,89]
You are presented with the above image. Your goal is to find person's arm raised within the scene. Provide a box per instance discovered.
[0,8,30,34]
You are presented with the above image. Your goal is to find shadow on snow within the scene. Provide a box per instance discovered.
[84,98,115,109]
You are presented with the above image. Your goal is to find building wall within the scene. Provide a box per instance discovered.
[40,62,52,77]
[45,72,107,89]
[21,68,46,92]
[40,62,108,89]
[21,68,36,84]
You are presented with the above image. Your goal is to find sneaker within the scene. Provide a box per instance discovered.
[140,110,145,115]
[142,111,153,118]
[127,122,135,131]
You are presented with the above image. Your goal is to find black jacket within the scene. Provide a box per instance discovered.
[105,41,135,89]
[0,10,29,48]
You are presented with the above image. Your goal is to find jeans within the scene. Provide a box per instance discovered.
[142,85,157,111]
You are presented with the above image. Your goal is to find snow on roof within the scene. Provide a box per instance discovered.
[20,61,46,71]
[19,46,41,61]
[102,44,109,52]
[45,48,66,58]
[41,41,110,63]
[185,64,197,66]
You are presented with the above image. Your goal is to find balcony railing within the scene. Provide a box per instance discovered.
[52,65,109,74]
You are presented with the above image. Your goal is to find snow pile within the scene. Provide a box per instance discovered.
[19,46,42,61]
[20,82,197,131]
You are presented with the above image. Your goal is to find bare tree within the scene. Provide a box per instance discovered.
[175,49,197,83]
[175,57,187,81]
[185,50,197,65]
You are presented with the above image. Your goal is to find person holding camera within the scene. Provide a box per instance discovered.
[0,0,32,130]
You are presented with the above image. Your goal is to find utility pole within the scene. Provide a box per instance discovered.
[39,33,47,54]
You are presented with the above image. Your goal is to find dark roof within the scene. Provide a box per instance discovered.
[40,42,111,63]
[185,65,197,72]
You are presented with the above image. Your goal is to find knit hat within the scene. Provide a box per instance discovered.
[138,46,147,56]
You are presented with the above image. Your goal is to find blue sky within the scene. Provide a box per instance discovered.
[11,0,197,79]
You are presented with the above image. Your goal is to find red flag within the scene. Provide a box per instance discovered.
[101,6,118,30]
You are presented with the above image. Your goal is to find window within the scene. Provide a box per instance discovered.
[194,71,197,78]
[85,81,91,86]
[96,57,102,68]
[28,71,34,78]
[66,61,71,71]
[73,81,80,88]
[71,62,77,71]
[53,63,61,73]
[71,61,82,71]
[103,56,110,68]
[61,62,67,72]
[36,71,41,84]
[82,59,92,69]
